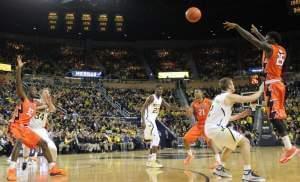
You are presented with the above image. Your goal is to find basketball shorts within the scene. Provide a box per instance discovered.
[184,124,208,144]
[144,119,160,147]
[205,126,243,151]
[9,123,41,149]
[264,81,287,120]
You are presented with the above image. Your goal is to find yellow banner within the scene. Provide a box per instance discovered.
[0,63,12,72]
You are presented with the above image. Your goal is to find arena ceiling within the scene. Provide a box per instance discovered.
[0,0,299,41]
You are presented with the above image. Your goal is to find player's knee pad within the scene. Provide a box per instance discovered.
[271,119,287,136]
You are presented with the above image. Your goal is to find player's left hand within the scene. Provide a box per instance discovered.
[16,55,26,68]
[240,109,252,118]
[251,24,259,34]
[223,21,239,31]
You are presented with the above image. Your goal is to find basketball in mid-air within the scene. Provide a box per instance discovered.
[185,7,202,23]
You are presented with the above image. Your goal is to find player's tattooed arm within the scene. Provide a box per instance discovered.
[16,55,27,100]
[223,21,273,56]
[140,95,154,128]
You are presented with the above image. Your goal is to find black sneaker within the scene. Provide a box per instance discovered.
[213,165,232,178]
[242,170,265,182]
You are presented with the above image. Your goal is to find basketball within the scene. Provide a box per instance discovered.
[185,7,202,23]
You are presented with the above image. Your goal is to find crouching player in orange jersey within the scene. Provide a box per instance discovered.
[7,56,65,181]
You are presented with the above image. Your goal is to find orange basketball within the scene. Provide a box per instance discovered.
[185,7,202,23]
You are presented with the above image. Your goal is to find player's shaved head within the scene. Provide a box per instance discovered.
[194,89,204,100]
[266,31,282,44]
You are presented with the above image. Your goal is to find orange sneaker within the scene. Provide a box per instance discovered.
[7,168,17,181]
[279,146,299,164]
[184,153,194,165]
[49,165,66,176]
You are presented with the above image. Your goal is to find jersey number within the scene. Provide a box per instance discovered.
[276,49,285,66]
[153,108,159,113]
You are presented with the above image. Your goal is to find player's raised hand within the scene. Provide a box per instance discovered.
[251,24,259,34]
[223,21,238,31]
[16,55,26,68]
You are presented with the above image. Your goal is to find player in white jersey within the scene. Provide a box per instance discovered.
[141,85,180,168]
[205,77,265,182]
[22,88,58,170]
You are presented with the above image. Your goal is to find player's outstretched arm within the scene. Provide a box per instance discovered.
[229,109,251,122]
[223,21,272,54]
[140,95,154,128]
[16,55,27,100]
[251,24,266,41]
[225,84,264,105]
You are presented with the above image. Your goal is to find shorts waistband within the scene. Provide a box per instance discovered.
[265,79,281,85]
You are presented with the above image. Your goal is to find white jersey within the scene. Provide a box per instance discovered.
[205,92,233,131]
[144,94,162,121]
[29,110,49,129]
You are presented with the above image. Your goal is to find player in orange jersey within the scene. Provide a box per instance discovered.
[7,56,65,181]
[224,22,299,164]
[183,89,218,165]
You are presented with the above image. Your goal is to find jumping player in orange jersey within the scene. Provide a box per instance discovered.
[224,21,299,163]
[7,56,65,181]
[183,89,218,165]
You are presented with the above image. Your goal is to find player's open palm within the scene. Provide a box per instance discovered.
[223,21,238,31]
[16,55,26,68]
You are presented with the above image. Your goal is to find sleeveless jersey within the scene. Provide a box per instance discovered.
[12,99,36,125]
[262,44,286,81]
[191,98,212,126]
[205,93,233,130]
[30,110,49,129]
[145,94,162,121]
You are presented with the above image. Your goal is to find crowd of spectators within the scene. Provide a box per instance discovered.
[3,37,299,81]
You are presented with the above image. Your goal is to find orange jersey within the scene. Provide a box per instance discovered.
[12,98,36,125]
[262,44,286,81]
[191,98,212,126]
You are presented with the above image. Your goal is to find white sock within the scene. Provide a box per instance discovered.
[187,149,193,156]
[49,162,56,169]
[282,136,292,150]
[148,154,152,161]
[244,165,251,171]
[151,153,157,161]
[9,161,16,169]
[215,154,221,164]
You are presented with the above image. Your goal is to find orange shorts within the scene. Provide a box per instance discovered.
[183,124,208,144]
[264,81,287,120]
[9,123,41,148]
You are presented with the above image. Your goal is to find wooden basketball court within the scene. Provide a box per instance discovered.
[0,147,299,182]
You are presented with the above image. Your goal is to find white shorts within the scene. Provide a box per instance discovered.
[32,128,53,144]
[205,126,243,151]
[144,119,160,147]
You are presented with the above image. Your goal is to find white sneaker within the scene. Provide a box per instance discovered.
[242,170,265,182]
[213,165,232,178]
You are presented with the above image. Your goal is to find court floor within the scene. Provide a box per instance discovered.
[0,147,299,182]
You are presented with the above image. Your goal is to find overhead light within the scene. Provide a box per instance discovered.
[65,13,75,32]
[82,14,92,31]
[48,12,58,30]
[114,15,124,32]
[98,14,108,32]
